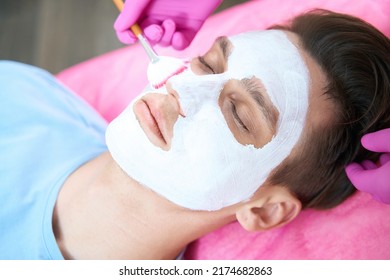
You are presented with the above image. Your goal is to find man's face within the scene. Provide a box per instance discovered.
[106,30,313,211]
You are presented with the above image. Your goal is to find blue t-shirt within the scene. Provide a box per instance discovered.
[0,61,108,259]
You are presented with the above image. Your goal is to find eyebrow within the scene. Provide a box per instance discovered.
[241,78,279,133]
[215,36,232,62]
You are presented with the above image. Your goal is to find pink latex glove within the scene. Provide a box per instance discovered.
[345,128,390,204]
[114,0,222,50]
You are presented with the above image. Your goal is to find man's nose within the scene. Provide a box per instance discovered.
[166,82,185,117]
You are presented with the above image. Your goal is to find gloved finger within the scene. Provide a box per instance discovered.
[143,24,164,45]
[114,0,151,32]
[171,29,197,50]
[159,19,176,47]
[360,159,377,170]
[116,30,138,44]
[372,189,390,204]
[345,162,376,193]
[379,153,390,165]
[346,162,390,204]
[361,128,390,153]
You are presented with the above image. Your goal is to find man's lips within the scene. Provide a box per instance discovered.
[133,99,169,150]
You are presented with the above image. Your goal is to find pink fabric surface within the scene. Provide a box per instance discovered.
[56,0,390,259]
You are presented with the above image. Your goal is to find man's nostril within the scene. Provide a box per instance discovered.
[168,90,186,118]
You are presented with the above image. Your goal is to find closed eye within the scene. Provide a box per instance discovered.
[231,101,248,131]
[197,56,215,74]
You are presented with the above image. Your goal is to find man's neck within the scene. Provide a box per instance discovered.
[53,152,237,259]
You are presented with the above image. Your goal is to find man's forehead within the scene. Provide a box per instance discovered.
[225,30,307,80]
[227,30,297,56]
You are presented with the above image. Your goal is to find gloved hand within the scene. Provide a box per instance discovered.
[345,128,390,204]
[114,0,222,50]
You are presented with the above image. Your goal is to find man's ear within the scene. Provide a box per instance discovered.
[236,186,301,232]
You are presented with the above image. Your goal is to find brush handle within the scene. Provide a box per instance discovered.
[129,24,142,37]
[112,0,125,12]
[112,0,159,63]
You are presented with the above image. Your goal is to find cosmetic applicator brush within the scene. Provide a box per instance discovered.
[113,0,188,89]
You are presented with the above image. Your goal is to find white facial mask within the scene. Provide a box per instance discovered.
[106,30,309,211]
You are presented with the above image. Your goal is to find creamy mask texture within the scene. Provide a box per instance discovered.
[106,30,309,211]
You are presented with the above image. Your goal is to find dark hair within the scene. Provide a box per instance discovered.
[268,10,390,209]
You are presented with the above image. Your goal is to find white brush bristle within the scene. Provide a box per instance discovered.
[147,56,187,89]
